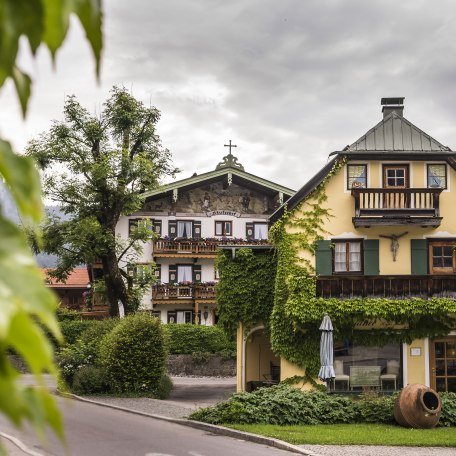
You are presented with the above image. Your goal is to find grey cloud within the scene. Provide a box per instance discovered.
[1,0,456,190]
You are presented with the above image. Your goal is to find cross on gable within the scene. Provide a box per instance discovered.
[224,139,237,156]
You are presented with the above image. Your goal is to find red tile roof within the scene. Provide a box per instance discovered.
[42,268,89,288]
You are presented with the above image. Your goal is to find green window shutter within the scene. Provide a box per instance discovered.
[411,239,427,275]
[192,221,201,238]
[193,265,202,283]
[315,240,332,276]
[169,265,177,283]
[246,223,254,240]
[168,221,177,239]
[363,239,379,276]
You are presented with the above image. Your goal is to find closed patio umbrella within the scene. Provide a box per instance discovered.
[318,314,335,387]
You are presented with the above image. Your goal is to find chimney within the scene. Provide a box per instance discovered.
[381,97,405,118]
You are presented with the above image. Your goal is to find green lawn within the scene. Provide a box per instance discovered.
[226,423,456,447]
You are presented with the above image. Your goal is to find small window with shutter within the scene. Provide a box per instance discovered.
[429,241,456,275]
[168,221,177,239]
[333,240,363,273]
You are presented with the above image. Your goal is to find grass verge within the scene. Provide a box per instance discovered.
[226,423,456,447]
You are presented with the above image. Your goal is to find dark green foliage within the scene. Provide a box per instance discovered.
[57,342,95,385]
[60,320,94,345]
[216,249,276,337]
[190,385,456,427]
[72,366,109,395]
[441,392,456,427]
[155,374,173,399]
[56,308,82,321]
[79,318,120,349]
[165,324,235,355]
[99,313,168,394]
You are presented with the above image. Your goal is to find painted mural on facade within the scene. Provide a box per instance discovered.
[143,182,281,215]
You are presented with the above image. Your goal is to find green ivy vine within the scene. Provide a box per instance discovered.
[215,248,277,338]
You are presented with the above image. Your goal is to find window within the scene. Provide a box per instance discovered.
[334,241,362,273]
[427,164,447,189]
[347,164,367,189]
[332,341,402,392]
[177,221,192,238]
[177,265,192,283]
[215,221,232,236]
[128,218,153,236]
[429,241,455,274]
[167,311,177,324]
[254,223,268,240]
[383,165,409,188]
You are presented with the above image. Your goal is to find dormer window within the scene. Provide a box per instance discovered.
[427,164,447,189]
[347,165,367,189]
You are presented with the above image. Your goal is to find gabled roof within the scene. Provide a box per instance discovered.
[270,103,456,223]
[142,154,295,200]
[347,111,451,152]
[43,268,89,288]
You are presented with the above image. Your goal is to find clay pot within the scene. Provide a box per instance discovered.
[394,384,441,429]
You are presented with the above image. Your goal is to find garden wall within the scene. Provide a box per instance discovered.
[167,354,236,377]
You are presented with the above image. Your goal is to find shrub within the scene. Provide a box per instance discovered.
[56,308,82,321]
[156,373,173,399]
[80,318,120,347]
[190,385,455,427]
[60,320,95,345]
[165,324,235,355]
[440,392,456,427]
[57,342,95,385]
[99,313,168,394]
[72,366,109,395]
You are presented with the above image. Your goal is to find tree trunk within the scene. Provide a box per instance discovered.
[102,250,130,317]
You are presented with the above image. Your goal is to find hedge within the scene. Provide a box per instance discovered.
[165,324,235,355]
[60,320,95,345]
[190,384,456,427]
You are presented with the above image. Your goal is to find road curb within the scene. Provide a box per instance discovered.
[60,392,321,456]
[0,431,43,456]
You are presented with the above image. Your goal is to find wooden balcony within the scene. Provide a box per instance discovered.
[153,239,271,258]
[317,275,456,299]
[153,240,218,258]
[152,283,217,302]
[351,188,443,227]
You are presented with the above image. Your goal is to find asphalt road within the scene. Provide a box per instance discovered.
[0,396,295,456]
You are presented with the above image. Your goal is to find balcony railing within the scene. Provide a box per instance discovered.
[153,238,270,256]
[351,188,443,227]
[317,275,456,299]
[154,240,218,255]
[152,283,217,300]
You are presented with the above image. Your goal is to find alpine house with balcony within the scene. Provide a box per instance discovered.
[116,146,294,326]
[235,98,456,395]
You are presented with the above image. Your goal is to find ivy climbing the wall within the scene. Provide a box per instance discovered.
[215,248,277,338]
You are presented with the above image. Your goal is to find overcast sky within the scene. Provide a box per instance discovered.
[1,0,456,191]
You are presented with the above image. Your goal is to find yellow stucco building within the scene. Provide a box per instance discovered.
[237,98,456,394]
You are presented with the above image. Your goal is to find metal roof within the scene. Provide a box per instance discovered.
[347,112,452,152]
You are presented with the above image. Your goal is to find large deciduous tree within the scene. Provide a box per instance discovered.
[28,87,177,316]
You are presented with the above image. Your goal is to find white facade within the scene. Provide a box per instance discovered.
[115,153,294,325]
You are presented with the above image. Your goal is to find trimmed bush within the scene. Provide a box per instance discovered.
[72,366,109,395]
[165,324,235,355]
[60,320,95,345]
[190,385,456,427]
[56,308,82,321]
[99,313,168,394]
[156,373,173,399]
